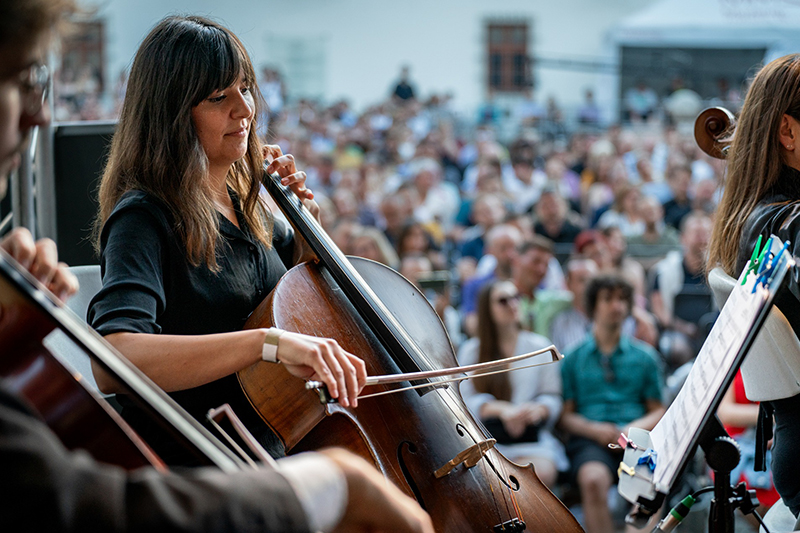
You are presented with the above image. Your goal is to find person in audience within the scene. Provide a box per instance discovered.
[662,164,693,230]
[626,195,681,255]
[577,89,601,126]
[532,185,584,245]
[574,230,613,271]
[391,65,416,104]
[379,193,413,248]
[511,235,570,336]
[509,156,545,214]
[457,193,507,261]
[549,258,598,353]
[461,224,523,336]
[396,220,445,270]
[602,226,646,306]
[596,185,644,238]
[399,254,462,349]
[650,212,714,366]
[624,80,659,122]
[350,225,400,269]
[407,157,460,237]
[459,280,567,487]
[559,275,664,533]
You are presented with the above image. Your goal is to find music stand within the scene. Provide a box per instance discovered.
[618,236,794,533]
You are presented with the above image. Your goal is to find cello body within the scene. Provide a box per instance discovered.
[240,257,583,532]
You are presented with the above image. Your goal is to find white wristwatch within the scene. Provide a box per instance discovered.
[261,327,286,363]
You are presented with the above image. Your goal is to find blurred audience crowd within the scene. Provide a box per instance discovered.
[56,64,773,533]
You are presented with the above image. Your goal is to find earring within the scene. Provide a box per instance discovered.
[787,145,795,150]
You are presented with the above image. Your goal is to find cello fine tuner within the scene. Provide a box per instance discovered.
[493,518,527,533]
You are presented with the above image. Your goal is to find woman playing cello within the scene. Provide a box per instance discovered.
[88,15,366,463]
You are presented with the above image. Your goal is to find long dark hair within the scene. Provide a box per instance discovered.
[708,54,800,275]
[95,15,270,270]
[473,281,513,401]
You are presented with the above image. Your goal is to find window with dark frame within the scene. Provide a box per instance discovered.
[61,20,105,92]
[487,22,530,93]
[53,19,106,122]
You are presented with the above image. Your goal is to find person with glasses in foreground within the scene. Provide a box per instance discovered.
[0,1,432,531]
[558,274,664,533]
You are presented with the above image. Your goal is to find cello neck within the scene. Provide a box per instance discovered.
[261,168,436,378]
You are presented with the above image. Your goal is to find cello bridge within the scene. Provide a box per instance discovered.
[434,438,496,478]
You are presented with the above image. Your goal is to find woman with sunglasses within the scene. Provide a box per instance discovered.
[87,16,366,464]
[457,279,566,487]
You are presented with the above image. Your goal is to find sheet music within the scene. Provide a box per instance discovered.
[648,264,770,491]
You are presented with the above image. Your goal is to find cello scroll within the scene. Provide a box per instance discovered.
[694,106,735,160]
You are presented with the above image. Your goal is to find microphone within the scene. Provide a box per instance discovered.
[650,495,696,533]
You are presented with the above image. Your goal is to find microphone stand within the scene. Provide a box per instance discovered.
[700,417,760,533]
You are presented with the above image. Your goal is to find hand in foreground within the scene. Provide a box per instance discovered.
[321,448,434,533]
[0,228,78,301]
[276,331,367,408]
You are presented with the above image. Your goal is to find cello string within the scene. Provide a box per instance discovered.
[436,385,515,525]
[441,374,524,525]
[0,212,13,236]
[274,180,525,526]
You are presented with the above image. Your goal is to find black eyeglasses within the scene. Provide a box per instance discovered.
[493,294,520,306]
[600,355,615,383]
[18,63,50,115]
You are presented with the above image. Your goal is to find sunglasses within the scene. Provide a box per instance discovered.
[493,294,520,306]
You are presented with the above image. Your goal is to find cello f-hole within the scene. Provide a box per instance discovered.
[397,442,427,510]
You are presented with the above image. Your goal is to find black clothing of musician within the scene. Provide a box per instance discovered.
[0,380,311,531]
[736,164,800,516]
[88,189,294,464]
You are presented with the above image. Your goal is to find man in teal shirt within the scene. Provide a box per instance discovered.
[560,275,664,533]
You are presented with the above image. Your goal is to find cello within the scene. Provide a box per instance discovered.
[694,107,735,160]
[0,246,249,473]
[238,168,584,532]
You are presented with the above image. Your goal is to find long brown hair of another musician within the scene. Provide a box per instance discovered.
[707,53,800,276]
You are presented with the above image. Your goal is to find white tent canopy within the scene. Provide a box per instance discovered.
[612,0,800,54]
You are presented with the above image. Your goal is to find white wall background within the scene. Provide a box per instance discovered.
[82,0,657,117]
